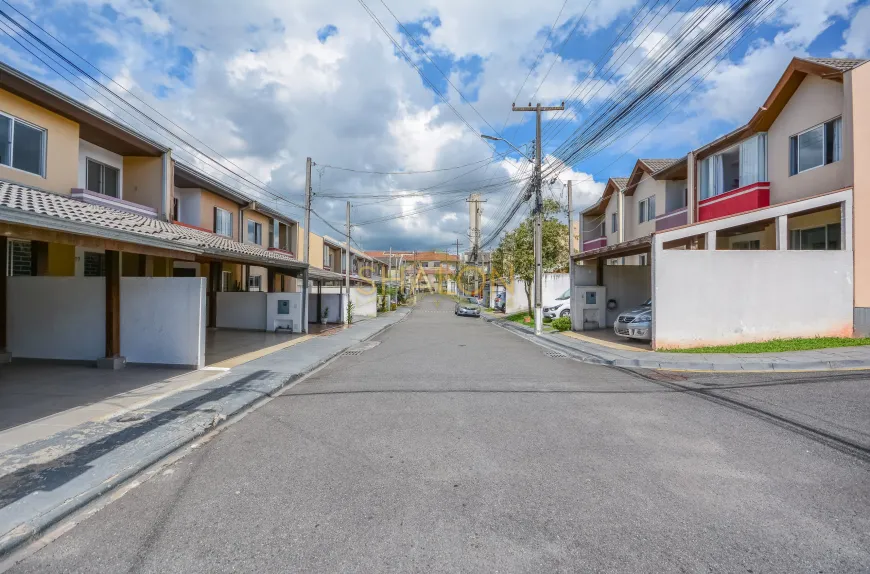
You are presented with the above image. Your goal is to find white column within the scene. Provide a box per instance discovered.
[775,215,788,250]
[705,230,716,250]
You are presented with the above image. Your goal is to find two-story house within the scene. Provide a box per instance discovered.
[573,56,870,348]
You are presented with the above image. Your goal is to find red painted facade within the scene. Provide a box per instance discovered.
[582,237,607,252]
[698,182,770,222]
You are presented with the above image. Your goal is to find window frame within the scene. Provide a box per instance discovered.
[248,274,262,291]
[247,220,262,245]
[85,157,121,197]
[789,117,841,176]
[638,197,655,224]
[214,207,233,237]
[611,212,618,234]
[0,111,47,177]
[788,222,842,251]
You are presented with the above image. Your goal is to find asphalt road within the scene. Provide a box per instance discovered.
[7,295,870,573]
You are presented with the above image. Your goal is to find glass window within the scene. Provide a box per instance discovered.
[648,196,655,221]
[247,221,262,244]
[0,115,10,167]
[83,252,105,277]
[797,126,824,173]
[790,118,840,176]
[638,198,654,223]
[0,115,45,176]
[86,159,119,197]
[86,159,101,193]
[214,207,233,237]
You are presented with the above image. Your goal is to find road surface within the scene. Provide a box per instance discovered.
[7,294,870,573]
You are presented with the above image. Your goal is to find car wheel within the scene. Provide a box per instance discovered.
[559,309,570,317]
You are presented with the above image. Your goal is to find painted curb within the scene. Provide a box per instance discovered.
[0,308,411,558]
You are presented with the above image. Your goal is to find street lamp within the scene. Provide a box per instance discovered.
[480,134,533,162]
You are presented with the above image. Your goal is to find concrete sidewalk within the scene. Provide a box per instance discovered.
[0,308,411,557]
[486,316,870,372]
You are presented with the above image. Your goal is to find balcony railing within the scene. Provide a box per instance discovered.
[655,207,688,232]
[698,182,770,222]
[582,236,607,252]
[71,188,158,218]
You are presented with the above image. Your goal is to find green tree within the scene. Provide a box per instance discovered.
[492,199,569,314]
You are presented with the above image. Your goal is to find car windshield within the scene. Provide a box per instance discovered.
[556,289,571,300]
[465,297,478,304]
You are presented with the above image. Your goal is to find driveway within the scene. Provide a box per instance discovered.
[6,294,870,573]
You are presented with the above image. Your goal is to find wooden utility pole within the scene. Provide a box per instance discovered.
[512,102,564,335]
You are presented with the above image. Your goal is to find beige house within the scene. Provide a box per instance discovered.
[574,57,870,347]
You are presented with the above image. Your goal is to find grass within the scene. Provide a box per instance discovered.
[661,337,870,354]
[504,311,556,332]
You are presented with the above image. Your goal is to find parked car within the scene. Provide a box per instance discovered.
[543,288,571,319]
[614,299,652,341]
[455,296,481,317]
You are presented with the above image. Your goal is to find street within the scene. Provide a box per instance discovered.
[6,294,870,573]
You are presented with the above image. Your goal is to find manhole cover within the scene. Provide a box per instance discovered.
[545,350,568,358]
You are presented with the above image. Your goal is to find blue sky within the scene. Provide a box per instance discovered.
[0,0,867,251]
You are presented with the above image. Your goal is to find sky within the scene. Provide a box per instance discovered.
[0,0,867,253]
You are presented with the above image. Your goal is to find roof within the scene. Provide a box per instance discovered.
[365,251,458,262]
[0,180,306,270]
[174,162,251,206]
[802,57,867,72]
[625,159,684,195]
[582,177,629,216]
[640,159,681,173]
[0,62,166,157]
[573,236,652,262]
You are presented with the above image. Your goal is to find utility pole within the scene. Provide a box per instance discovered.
[513,101,565,335]
[455,238,461,295]
[387,247,393,303]
[567,180,574,285]
[303,157,312,265]
[345,201,351,324]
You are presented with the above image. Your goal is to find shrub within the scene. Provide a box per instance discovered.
[346,300,355,324]
[543,316,552,324]
[551,316,571,331]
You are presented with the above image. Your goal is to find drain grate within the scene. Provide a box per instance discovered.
[341,341,381,356]
[545,350,568,358]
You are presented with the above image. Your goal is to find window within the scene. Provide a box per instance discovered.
[639,254,648,265]
[638,197,655,223]
[247,220,262,245]
[790,118,841,175]
[83,252,105,277]
[6,240,31,276]
[248,274,262,291]
[789,223,841,250]
[214,207,233,237]
[0,113,46,176]
[611,212,618,233]
[732,240,760,250]
[172,197,179,221]
[86,159,120,197]
[700,133,767,199]
[221,270,232,291]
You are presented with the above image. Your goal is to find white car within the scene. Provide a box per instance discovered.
[543,288,571,318]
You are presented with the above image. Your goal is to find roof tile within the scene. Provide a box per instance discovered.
[803,57,867,72]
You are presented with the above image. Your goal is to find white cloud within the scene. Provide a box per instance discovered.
[836,3,870,57]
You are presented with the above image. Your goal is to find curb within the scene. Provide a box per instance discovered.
[485,316,870,373]
[0,309,410,559]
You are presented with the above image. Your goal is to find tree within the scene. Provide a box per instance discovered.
[492,199,569,315]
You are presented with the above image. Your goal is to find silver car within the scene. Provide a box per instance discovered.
[455,296,481,317]
[614,299,652,341]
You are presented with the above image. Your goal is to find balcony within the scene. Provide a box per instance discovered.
[698,182,770,222]
[655,207,688,232]
[71,188,158,218]
[582,236,607,252]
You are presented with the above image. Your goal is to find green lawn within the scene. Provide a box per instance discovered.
[504,311,556,332]
[661,337,870,354]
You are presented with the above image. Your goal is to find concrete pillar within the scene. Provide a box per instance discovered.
[705,231,716,251]
[775,215,788,250]
[0,237,8,363]
[98,250,125,369]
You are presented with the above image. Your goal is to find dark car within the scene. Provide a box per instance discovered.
[454,296,481,317]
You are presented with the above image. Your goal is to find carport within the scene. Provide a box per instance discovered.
[571,236,653,347]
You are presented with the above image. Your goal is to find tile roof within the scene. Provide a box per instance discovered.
[610,177,630,190]
[803,58,867,72]
[640,159,682,173]
[0,180,304,269]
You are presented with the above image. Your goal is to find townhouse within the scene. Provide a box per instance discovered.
[0,61,388,371]
[573,57,869,349]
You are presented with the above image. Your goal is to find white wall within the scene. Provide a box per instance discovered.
[173,187,201,226]
[8,277,105,361]
[654,250,853,349]
[266,292,303,332]
[602,265,651,326]
[502,273,571,314]
[351,287,378,318]
[309,291,344,323]
[121,278,206,367]
[78,140,123,194]
[216,292,267,330]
